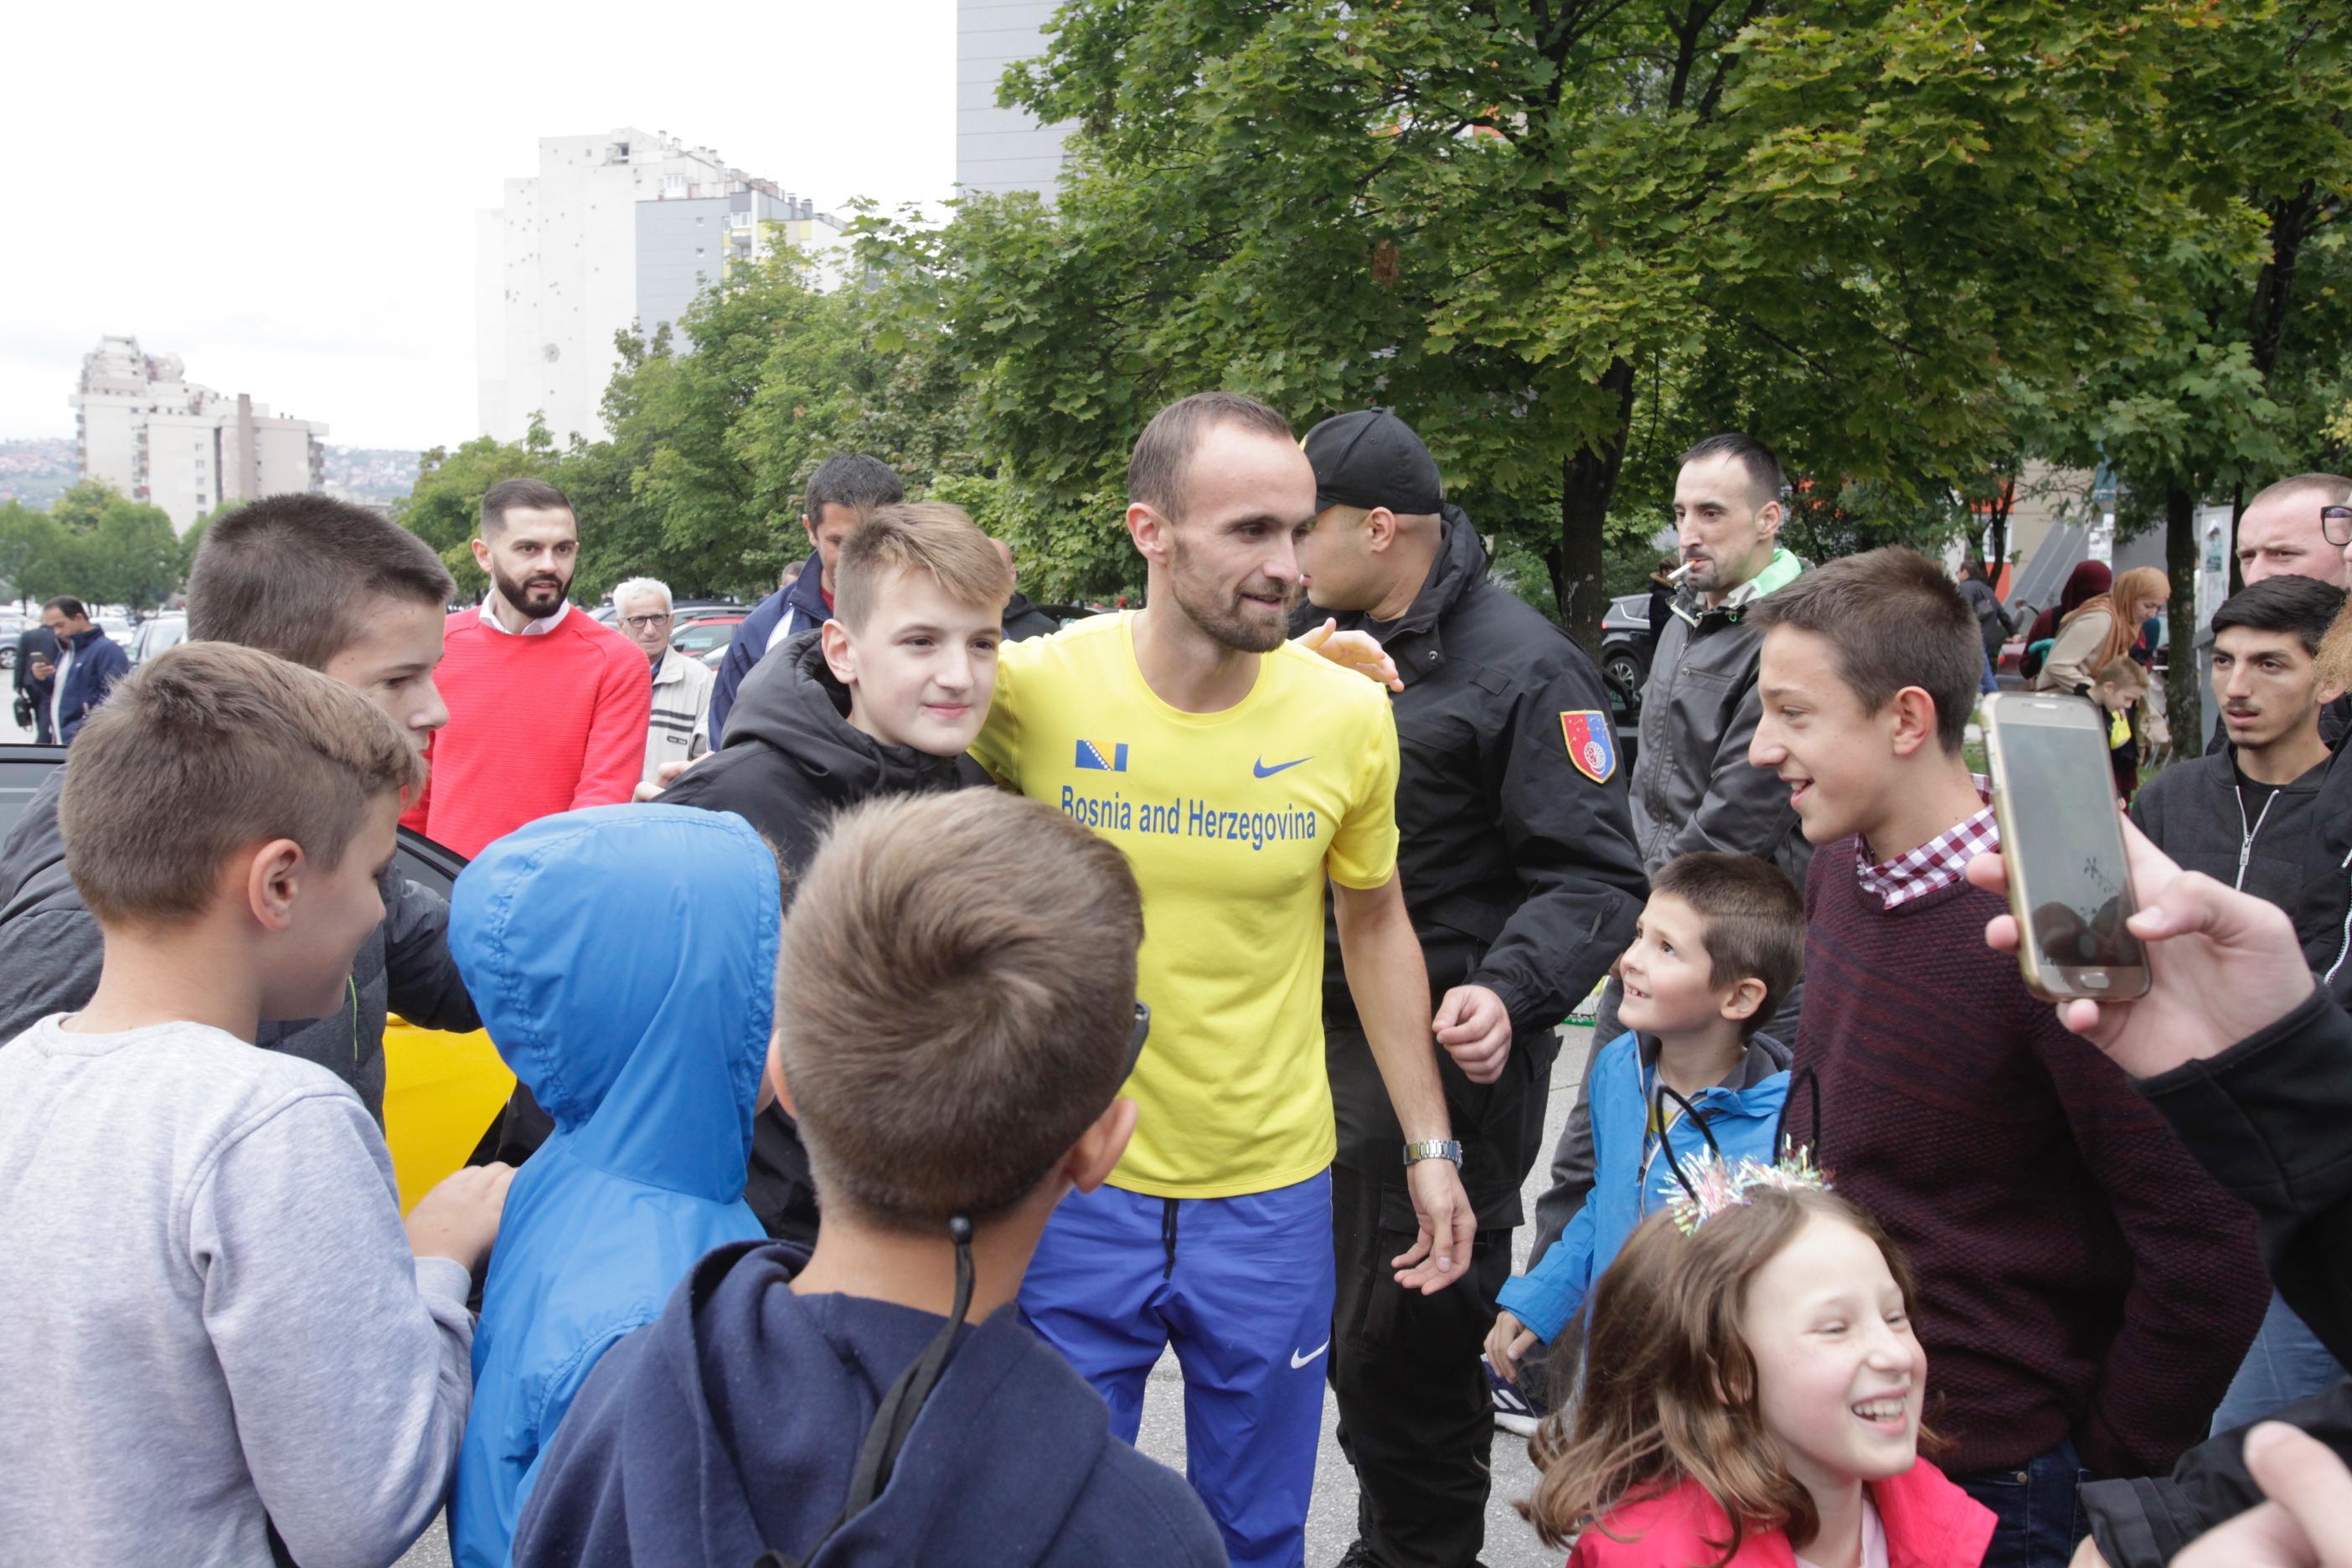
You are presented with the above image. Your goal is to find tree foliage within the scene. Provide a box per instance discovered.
[363,0,2351,658]
[874,0,2265,642]
[2,482,183,612]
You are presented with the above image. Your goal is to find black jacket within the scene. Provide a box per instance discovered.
[660,632,985,1240]
[2130,745,2352,1004]
[1001,592,1060,642]
[0,765,477,1121]
[13,625,56,697]
[2082,987,2352,1564]
[1297,513,1648,1226]
[1957,576,2011,661]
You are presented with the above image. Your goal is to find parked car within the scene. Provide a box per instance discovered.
[669,613,748,662]
[0,744,512,1208]
[1601,593,1654,709]
[129,613,188,665]
[590,596,745,627]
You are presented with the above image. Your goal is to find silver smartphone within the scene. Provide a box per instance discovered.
[1980,692,2151,1003]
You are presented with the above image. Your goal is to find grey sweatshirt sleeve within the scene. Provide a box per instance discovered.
[188,1091,476,1568]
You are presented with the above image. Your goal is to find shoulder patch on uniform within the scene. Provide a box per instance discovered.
[1560,710,1617,783]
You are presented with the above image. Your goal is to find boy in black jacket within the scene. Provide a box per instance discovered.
[510,789,1225,1568]
[661,502,1011,1240]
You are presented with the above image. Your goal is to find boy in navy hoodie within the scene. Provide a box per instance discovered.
[511,787,1225,1568]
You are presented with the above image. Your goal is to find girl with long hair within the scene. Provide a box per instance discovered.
[2034,565,2169,699]
[1519,1169,1992,1568]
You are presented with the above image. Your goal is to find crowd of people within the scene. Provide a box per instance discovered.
[0,395,2349,1568]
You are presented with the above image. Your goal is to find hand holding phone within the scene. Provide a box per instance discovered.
[1965,813,2313,1079]
[1980,693,2149,1003]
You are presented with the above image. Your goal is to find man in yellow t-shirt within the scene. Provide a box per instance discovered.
[976,392,1471,1568]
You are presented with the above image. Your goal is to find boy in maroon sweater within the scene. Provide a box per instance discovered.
[1744,548,2266,1568]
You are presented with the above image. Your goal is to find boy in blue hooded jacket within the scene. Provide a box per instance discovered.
[448,803,781,1568]
[1484,853,1805,1384]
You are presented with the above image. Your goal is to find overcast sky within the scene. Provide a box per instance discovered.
[0,0,958,449]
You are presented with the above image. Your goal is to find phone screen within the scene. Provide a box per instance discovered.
[1999,715,2143,972]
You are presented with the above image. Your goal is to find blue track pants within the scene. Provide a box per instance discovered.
[1020,1171,1334,1568]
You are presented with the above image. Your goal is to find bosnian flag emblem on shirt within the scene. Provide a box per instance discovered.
[1076,740,1130,772]
[1560,711,1616,784]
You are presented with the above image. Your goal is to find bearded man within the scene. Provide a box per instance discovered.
[400,477,650,857]
[970,392,1473,1568]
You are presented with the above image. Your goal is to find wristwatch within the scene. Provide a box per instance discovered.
[1402,1140,1463,1168]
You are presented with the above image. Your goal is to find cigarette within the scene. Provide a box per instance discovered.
[1668,561,1695,585]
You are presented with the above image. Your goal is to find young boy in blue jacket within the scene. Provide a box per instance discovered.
[1484,851,1804,1383]
[448,803,782,1568]
[508,789,1225,1568]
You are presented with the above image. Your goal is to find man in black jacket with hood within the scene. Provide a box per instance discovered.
[1965,824,2352,1568]
[660,502,1011,1242]
[1294,408,1648,1568]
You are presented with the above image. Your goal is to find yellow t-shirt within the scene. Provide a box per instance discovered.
[973,613,1401,1198]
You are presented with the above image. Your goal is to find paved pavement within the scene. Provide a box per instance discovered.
[397,1026,1593,1568]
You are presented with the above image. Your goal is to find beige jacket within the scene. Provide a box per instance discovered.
[642,647,714,782]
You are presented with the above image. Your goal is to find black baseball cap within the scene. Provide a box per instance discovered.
[1302,408,1443,516]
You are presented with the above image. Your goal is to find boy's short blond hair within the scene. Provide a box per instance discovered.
[2095,656,2149,692]
[61,643,425,926]
[777,790,1143,1230]
[831,503,1014,633]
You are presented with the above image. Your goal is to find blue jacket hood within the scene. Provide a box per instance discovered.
[448,805,781,1568]
[451,803,780,1199]
[510,1241,1226,1568]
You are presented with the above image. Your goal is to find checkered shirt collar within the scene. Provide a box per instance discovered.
[1854,776,1998,911]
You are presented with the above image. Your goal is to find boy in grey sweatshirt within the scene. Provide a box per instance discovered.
[0,643,513,1568]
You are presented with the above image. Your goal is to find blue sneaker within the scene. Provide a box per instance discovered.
[1488,1359,1546,1436]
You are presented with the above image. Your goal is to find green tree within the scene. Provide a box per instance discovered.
[911,0,2252,642]
[394,420,560,599]
[35,480,180,611]
[2052,2,2352,744]
[0,502,65,608]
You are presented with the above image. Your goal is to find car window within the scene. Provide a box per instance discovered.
[671,621,741,656]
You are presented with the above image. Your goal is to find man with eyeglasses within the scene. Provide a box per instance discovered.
[2208,474,2352,754]
[611,577,713,784]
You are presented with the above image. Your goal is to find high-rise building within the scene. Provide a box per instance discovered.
[67,336,327,535]
[957,0,1075,198]
[476,130,848,445]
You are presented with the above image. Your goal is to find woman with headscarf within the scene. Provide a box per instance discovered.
[2034,565,2170,699]
[2025,560,2112,649]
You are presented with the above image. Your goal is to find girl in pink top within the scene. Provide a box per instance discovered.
[1517,1161,1994,1568]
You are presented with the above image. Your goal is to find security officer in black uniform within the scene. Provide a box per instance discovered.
[1294,409,1648,1568]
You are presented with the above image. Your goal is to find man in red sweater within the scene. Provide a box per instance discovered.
[1743,548,2267,1568]
[402,478,650,859]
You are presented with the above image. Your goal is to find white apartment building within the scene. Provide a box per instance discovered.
[476,130,848,445]
[68,337,327,535]
[957,0,1075,198]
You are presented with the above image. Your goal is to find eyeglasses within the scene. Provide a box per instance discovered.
[2322,506,2352,548]
[621,613,674,631]
[1124,1002,1152,1081]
